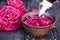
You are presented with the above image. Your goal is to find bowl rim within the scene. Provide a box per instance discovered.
[22,12,57,29]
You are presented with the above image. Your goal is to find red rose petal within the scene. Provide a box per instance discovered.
[24,18,32,25]
[31,20,39,26]
[30,15,39,19]
[7,0,23,8]
[32,8,39,12]
[0,6,3,10]
[38,16,53,26]
[19,6,28,17]
[26,16,30,19]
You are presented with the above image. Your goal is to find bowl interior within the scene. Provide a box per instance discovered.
[22,12,56,28]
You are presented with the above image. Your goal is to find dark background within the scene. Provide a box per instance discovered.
[0,0,60,40]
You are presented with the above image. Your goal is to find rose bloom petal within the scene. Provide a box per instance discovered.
[7,0,23,8]
[0,6,3,10]
[32,8,39,12]
[19,6,28,17]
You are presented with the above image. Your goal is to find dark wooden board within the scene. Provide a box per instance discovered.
[0,0,60,40]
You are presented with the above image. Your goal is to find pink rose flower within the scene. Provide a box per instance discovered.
[0,6,21,31]
[7,0,28,18]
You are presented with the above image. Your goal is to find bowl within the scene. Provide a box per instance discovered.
[22,12,57,37]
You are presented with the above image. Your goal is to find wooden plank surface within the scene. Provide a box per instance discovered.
[0,0,60,40]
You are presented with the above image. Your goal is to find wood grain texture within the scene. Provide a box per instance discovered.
[0,0,60,40]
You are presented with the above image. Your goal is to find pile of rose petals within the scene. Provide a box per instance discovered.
[0,0,28,31]
[24,15,53,27]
